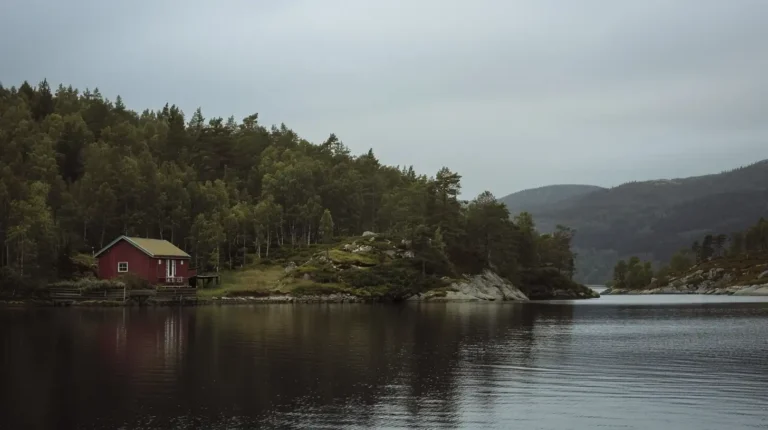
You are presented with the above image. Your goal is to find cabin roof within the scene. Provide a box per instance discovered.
[94,236,191,258]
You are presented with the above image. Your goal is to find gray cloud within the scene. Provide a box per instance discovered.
[2,0,767,197]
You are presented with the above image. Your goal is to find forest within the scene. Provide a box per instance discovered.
[610,217,768,290]
[0,80,580,293]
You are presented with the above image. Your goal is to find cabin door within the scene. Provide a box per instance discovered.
[166,259,176,279]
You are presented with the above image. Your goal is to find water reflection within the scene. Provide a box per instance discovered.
[1,299,767,429]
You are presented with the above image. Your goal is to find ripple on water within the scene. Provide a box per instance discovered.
[0,297,767,429]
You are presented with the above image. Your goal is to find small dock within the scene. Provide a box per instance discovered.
[190,273,221,288]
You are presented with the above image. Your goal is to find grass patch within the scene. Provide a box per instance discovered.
[197,265,285,298]
[327,249,377,266]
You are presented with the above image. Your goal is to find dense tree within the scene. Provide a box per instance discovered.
[0,80,580,289]
[611,256,653,289]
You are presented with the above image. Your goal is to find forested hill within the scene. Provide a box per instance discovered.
[502,160,768,284]
[500,184,604,214]
[0,79,579,291]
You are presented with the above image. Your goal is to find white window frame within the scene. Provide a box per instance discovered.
[117,262,129,273]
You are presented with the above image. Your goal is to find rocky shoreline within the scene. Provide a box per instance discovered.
[408,270,529,302]
[0,269,601,306]
[602,265,768,296]
[602,283,768,296]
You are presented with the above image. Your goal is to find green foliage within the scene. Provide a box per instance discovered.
[611,257,654,289]
[518,268,598,300]
[327,249,378,267]
[0,79,580,294]
[115,272,152,290]
[669,250,694,273]
[49,278,124,291]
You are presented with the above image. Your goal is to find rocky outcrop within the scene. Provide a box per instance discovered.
[604,283,768,296]
[408,270,528,302]
[603,265,768,296]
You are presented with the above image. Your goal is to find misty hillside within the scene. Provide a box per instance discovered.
[500,184,604,214]
[504,160,768,284]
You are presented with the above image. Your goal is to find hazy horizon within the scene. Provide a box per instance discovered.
[2,0,767,198]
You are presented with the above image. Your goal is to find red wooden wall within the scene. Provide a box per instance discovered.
[98,240,152,281]
[98,239,192,284]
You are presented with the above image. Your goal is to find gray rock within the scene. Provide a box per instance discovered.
[758,270,768,279]
[284,262,297,273]
[362,231,377,237]
[413,270,528,302]
[403,251,415,259]
[351,245,373,253]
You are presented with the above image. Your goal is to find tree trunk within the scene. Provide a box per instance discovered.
[266,228,271,258]
[228,239,232,270]
[19,236,24,277]
[242,229,247,268]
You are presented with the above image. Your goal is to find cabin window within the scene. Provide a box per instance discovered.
[118,262,129,273]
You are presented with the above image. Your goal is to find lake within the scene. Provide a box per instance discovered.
[1,293,768,429]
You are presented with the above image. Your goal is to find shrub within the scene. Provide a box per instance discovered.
[292,262,340,283]
[116,272,152,290]
[519,268,596,299]
[327,249,377,267]
[49,279,124,291]
[70,253,98,279]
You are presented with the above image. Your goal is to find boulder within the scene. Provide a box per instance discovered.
[411,270,528,302]
[362,231,377,237]
[351,245,373,254]
[284,261,297,273]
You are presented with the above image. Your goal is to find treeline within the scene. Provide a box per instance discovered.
[0,79,578,289]
[611,218,768,289]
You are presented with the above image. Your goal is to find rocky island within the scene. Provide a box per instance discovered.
[603,218,768,296]
[209,233,598,304]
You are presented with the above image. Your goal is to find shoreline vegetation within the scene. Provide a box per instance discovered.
[603,218,768,296]
[0,79,596,306]
[1,233,599,307]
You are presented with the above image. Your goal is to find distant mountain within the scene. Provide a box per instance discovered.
[503,160,768,284]
[500,184,604,214]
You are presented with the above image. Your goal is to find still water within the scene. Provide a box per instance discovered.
[1,293,767,429]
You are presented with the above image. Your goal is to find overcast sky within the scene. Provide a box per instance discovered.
[2,0,767,197]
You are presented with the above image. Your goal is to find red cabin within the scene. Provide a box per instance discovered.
[95,236,196,286]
